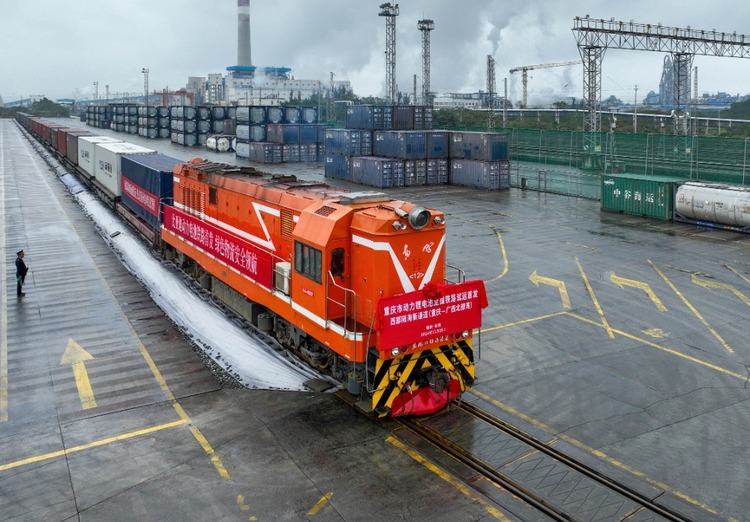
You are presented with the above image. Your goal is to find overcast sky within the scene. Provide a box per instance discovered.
[2,0,750,106]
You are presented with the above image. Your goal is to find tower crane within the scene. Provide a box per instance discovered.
[509,60,581,108]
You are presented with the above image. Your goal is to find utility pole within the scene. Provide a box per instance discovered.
[503,77,508,127]
[93,81,99,102]
[379,3,399,104]
[412,74,417,105]
[328,71,334,122]
[634,84,638,133]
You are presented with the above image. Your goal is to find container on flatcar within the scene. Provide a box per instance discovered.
[92,142,156,199]
[66,131,94,165]
[78,136,124,178]
[601,173,683,220]
[120,153,180,233]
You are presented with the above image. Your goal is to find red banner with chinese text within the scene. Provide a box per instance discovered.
[163,206,274,289]
[122,177,159,217]
[375,280,488,351]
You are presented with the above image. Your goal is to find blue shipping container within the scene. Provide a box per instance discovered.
[351,156,404,188]
[373,131,426,159]
[325,129,372,156]
[449,159,510,190]
[267,123,300,144]
[427,159,449,185]
[324,154,352,181]
[299,124,318,144]
[345,105,394,130]
[426,131,449,158]
[120,153,180,231]
[449,131,509,161]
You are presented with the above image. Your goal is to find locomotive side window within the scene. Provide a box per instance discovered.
[209,187,217,205]
[294,241,322,283]
[331,248,345,277]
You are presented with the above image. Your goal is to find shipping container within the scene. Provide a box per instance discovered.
[282,144,300,162]
[249,106,267,124]
[373,130,426,159]
[267,123,300,144]
[350,156,404,188]
[301,107,318,124]
[235,106,251,123]
[426,158,449,185]
[238,142,282,163]
[404,159,427,186]
[392,106,415,130]
[601,173,682,220]
[324,154,352,181]
[197,107,211,121]
[345,105,393,130]
[298,124,318,144]
[212,107,227,120]
[426,131,449,158]
[449,131,509,161]
[324,129,372,156]
[66,130,94,165]
[120,153,180,231]
[78,136,124,177]
[92,142,156,198]
[414,106,433,130]
[299,143,318,162]
[449,159,509,190]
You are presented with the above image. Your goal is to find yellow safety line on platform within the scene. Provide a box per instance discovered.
[74,217,231,480]
[0,419,187,472]
[649,260,734,353]
[575,256,614,339]
[469,390,721,517]
[385,436,511,521]
[0,123,7,423]
[486,230,508,282]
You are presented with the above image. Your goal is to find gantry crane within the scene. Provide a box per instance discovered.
[509,60,581,108]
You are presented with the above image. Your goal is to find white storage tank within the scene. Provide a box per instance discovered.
[675,181,750,227]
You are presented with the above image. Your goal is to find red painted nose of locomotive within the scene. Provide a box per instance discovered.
[390,378,462,417]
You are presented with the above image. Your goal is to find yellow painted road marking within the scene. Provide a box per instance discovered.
[725,264,750,286]
[469,390,721,517]
[385,436,511,521]
[575,257,614,338]
[60,338,97,410]
[307,492,333,515]
[481,311,568,334]
[692,273,750,307]
[529,270,571,309]
[567,312,747,381]
[486,230,509,282]
[649,260,734,353]
[610,272,667,312]
[0,419,186,472]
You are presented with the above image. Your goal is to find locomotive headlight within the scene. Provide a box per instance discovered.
[392,221,407,230]
[408,207,431,230]
[433,216,444,226]
[391,347,401,357]
[454,330,470,340]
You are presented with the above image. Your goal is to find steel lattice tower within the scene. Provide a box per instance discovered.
[573,16,750,144]
[486,55,496,129]
[418,18,434,106]
[379,3,399,104]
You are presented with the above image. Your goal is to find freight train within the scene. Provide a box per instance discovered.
[14,113,488,417]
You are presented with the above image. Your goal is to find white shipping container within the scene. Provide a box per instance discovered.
[93,142,156,198]
[78,136,124,178]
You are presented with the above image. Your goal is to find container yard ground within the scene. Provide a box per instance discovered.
[5,117,750,520]
[1,119,531,521]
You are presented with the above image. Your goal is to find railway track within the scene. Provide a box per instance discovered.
[396,402,692,522]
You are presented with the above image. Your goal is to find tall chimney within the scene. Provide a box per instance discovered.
[237,0,251,66]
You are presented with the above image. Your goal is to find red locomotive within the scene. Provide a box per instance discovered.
[161,158,487,416]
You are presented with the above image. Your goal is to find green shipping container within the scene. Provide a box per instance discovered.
[601,173,686,220]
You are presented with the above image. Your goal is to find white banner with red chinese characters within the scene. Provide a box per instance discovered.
[375,280,488,351]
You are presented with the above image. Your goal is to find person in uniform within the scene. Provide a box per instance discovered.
[15,249,28,298]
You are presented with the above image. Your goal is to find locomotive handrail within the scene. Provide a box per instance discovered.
[445,263,466,284]
[326,271,365,335]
